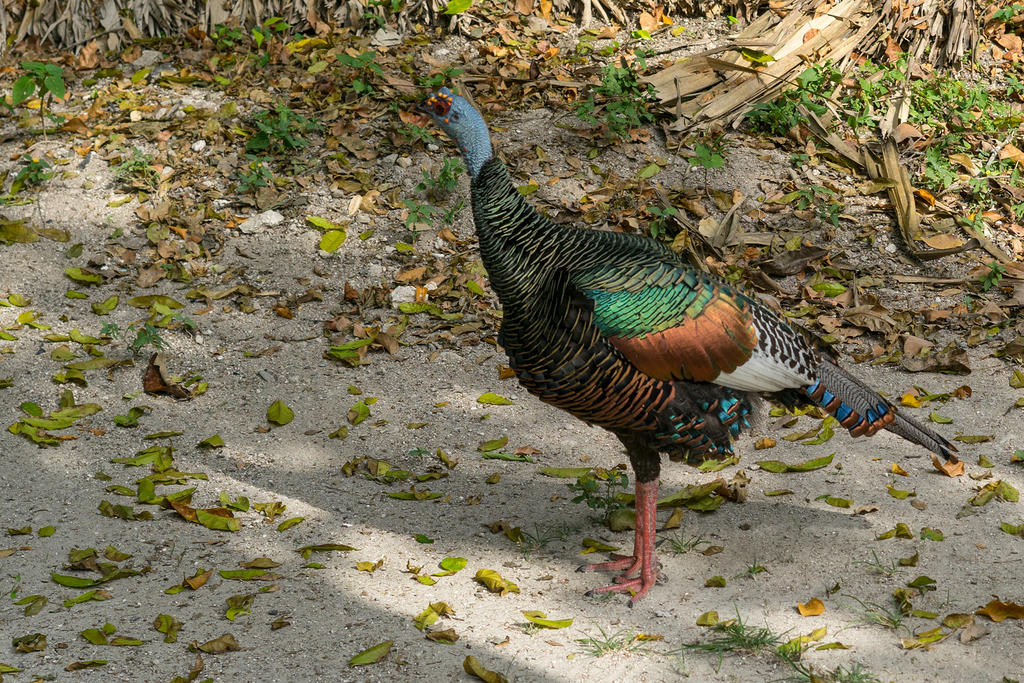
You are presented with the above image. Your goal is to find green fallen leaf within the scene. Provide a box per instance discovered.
[267,399,293,426]
[463,655,509,683]
[91,295,119,315]
[199,434,225,449]
[522,611,573,629]
[320,229,346,252]
[887,485,916,499]
[348,400,370,425]
[348,640,392,666]
[481,451,533,462]
[474,568,519,595]
[877,523,914,540]
[277,516,304,531]
[296,543,357,560]
[538,467,592,478]
[64,267,102,285]
[478,436,508,451]
[477,392,512,405]
[756,453,834,473]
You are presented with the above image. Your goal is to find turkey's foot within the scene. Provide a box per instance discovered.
[576,553,641,577]
[584,565,660,607]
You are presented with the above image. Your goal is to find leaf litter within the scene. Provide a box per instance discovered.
[0,6,1022,682]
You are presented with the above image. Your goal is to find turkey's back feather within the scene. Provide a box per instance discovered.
[470,158,738,458]
[468,155,955,461]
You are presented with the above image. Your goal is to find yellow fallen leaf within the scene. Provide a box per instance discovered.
[891,463,909,476]
[901,391,921,408]
[797,598,825,616]
[463,655,509,683]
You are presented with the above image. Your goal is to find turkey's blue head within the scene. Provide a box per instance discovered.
[421,87,493,178]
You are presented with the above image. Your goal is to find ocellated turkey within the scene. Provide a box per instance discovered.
[421,87,956,606]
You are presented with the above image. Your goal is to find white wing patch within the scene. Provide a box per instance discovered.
[712,348,811,391]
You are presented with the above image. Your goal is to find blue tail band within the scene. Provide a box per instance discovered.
[806,378,893,437]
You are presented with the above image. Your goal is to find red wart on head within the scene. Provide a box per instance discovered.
[426,91,454,123]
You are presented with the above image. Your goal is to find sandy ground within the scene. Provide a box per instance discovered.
[1,65,1023,683]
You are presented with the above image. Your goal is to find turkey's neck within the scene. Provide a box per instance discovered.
[469,157,569,303]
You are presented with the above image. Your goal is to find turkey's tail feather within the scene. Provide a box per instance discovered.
[807,362,957,459]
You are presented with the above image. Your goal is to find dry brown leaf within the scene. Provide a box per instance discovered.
[663,507,685,530]
[931,454,964,478]
[921,234,964,249]
[975,599,1024,622]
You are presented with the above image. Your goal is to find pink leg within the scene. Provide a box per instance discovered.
[577,479,660,606]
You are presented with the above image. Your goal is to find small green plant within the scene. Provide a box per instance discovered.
[922,145,958,190]
[251,17,289,66]
[745,64,839,136]
[647,205,677,239]
[664,532,707,555]
[237,155,274,193]
[11,61,67,127]
[576,51,658,141]
[246,104,319,155]
[103,322,168,354]
[517,523,578,558]
[10,157,54,194]
[211,23,245,51]
[978,261,1007,291]
[439,200,463,225]
[576,625,655,657]
[338,51,383,96]
[690,136,727,171]
[102,313,195,355]
[993,3,1024,22]
[682,610,783,660]
[362,0,405,29]
[402,199,436,228]
[845,594,908,633]
[852,550,899,577]
[415,158,465,202]
[733,558,767,579]
[396,122,436,146]
[115,148,160,189]
[781,655,881,683]
[419,65,466,89]
[1007,74,1024,100]
[793,184,843,226]
[567,468,629,519]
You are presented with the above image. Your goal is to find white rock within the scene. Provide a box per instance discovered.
[371,28,403,47]
[238,210,285,234]
[132,49,163,68]
[192,140,207,152]
[390,286,419,306]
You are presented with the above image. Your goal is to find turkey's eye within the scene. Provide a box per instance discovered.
[450,111,460,121]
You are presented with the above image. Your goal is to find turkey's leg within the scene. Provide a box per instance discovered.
[578,438,661,606]
[579,479,659,605]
